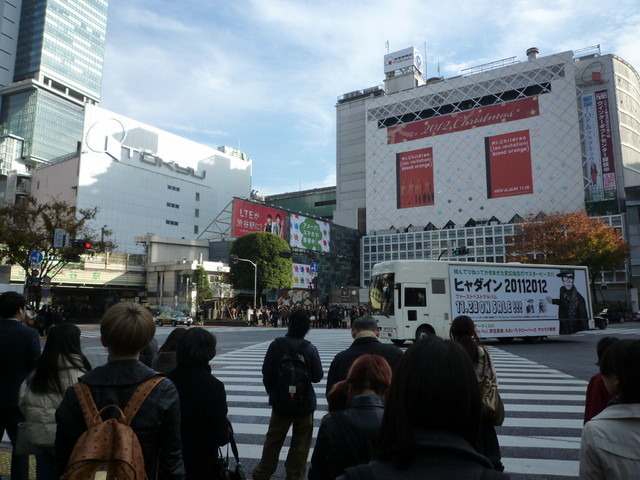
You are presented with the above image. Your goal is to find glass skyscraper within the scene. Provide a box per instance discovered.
[0,0,108,162]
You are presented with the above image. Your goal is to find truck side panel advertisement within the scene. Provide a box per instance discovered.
[449,264,590,337]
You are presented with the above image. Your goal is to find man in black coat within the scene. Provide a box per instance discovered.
[253,310,323,480]
[0,291,41,480]
[326,316,403,396]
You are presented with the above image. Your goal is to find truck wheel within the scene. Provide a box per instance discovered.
[415,325,435,341]
[522,336,545,344]
[497,337,514,344]
[391,339,405,346]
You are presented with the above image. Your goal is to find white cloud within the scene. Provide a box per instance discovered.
[102,0,640,195]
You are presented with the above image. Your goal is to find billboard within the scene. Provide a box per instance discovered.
[232,199,287,238]
[582,93,604,201]
[485,130,533,198]
[292,263,314,289]
[595,90,616,193]
[449,264,590,336]
[384,47,423,75]
[396,147,434,208]
[387,96,539,144]
[290,214,330,252]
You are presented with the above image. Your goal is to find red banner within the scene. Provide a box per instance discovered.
[595,90,616,191]
[485,130,533,198]
[387,97,539,144]
[396,147,434,208]
[232,199,287,238]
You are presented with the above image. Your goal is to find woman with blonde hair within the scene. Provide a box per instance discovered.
[309,354,392,480]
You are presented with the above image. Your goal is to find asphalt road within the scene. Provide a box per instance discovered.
[64,322,640,479]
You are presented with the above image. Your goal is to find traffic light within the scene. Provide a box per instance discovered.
[453,247,469,256]
[72,239,92,249]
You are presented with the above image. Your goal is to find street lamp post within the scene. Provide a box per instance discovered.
[230,254,257,321]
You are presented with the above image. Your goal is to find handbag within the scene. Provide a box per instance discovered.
[213,449,230,480]
[15,422,37,456]
[479,349,505,426]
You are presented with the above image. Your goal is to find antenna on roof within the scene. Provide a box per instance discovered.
[424,42,428,80]
[385,40,389,53]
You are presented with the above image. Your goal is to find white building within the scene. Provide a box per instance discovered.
[31,104,252,252]
[334,46,640,300]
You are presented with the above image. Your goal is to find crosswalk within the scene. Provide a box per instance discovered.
[210,329,588,480]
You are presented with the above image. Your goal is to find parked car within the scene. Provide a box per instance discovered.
[156,310,193,326]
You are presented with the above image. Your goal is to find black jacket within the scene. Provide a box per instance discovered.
[168,364,229,480]
[55,360,185,480]
[326,337,403,395]
[262,334,323,415]
[339,429,509,480]
[0,318,40,407]
[309,394,384,480]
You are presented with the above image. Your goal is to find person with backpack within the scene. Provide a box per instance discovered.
[55,302,185,480]
[252,309,323,480]
[19,323,91,480]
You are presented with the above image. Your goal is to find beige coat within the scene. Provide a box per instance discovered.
[19,355,87,446]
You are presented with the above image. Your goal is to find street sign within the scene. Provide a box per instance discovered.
[54,229,65,248]
[310,262,319,273]
[30,251,43,264]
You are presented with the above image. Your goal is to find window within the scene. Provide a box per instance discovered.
[166,202,179,209]
[194,225,199,234]
[432,279,446,294]
[404,287,427,307]
[168,185,180,191]
[195,192,200,201]
[195,208,199,218]
[166,220,178,226]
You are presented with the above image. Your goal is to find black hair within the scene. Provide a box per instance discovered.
[0,291,26,318]
[176,327,217,367]
[158,327,187,353]
[27,323,91,394]
[374,336,481,468]
[600,339,640,403]
[449,315,480,365]
[288,309,310,338]
[596,336,619,365]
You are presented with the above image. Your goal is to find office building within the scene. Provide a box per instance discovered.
[0,0,108,202]
[334,46,640,305]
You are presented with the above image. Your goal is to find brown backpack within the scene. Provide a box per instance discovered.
[61,376,164,480]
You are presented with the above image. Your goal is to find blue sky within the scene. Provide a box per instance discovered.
[101,0,640,196]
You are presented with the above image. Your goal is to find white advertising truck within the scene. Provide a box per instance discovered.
[369,260,594,344]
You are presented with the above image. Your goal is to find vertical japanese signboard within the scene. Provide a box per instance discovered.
[595,90,616,194]
[485,130,533,198]
[396,147,434,208]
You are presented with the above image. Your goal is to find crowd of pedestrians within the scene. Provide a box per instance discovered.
[2,289,640,480]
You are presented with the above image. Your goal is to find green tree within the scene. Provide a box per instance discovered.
[229,232,292,305]
[507,210,629,301]
[192,264,213,304]
[0,197,116,306]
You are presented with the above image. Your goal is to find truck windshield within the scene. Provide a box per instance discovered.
[370,272,394,315]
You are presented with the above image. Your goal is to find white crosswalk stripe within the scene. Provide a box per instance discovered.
[204,329,587,480]
[572,326,640,336]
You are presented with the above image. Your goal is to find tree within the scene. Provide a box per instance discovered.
[507,211,628,301]
[0,197,116,306]
[192,264,213,305]
[229,232,292,305]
